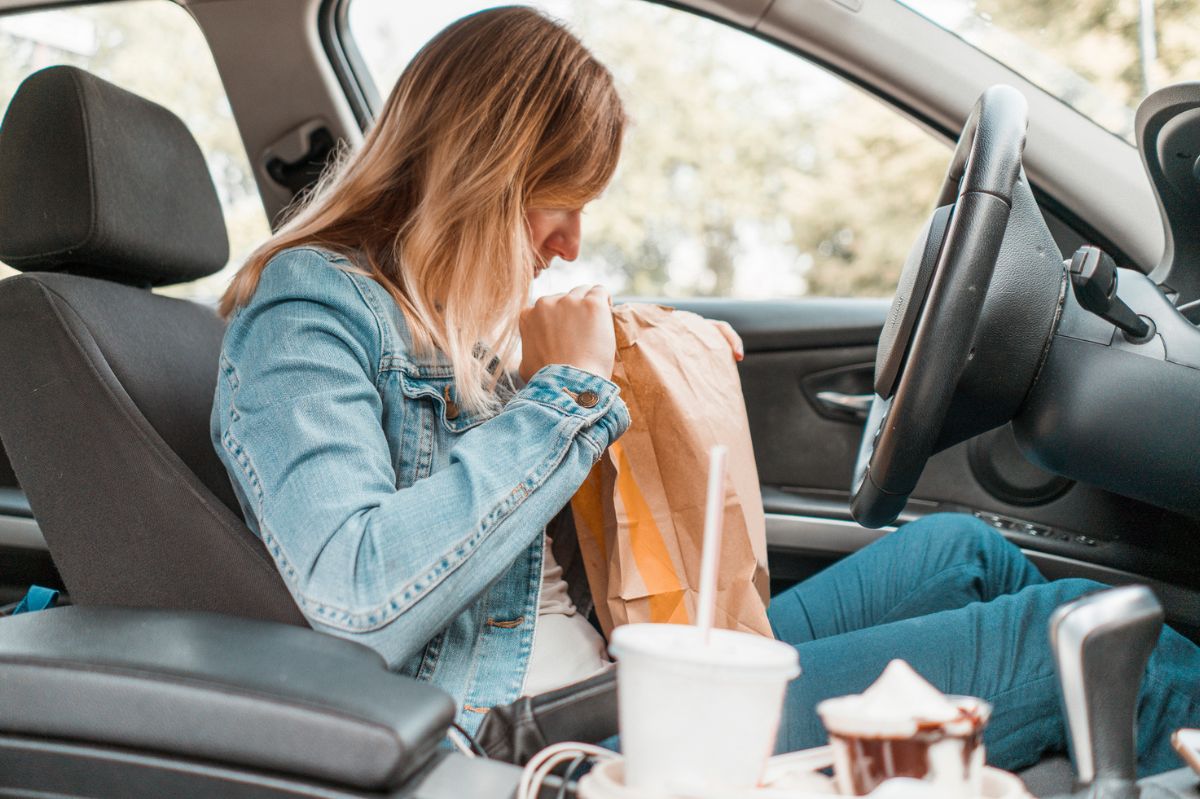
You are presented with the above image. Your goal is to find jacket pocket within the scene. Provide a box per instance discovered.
[398,371,489,434]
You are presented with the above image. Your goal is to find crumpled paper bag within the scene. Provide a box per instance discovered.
[570,303,772,638]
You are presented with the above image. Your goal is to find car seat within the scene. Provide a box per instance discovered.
[0,65,303,624]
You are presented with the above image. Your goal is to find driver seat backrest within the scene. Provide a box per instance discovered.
[0,66,303,624]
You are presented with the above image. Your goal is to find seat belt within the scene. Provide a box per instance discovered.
[12,585,59,615]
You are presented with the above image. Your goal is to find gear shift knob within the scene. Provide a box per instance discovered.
[1049,585,1164,799]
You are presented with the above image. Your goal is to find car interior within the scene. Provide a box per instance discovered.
[0,0,1197,797]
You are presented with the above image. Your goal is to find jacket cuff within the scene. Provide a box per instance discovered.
[517,364,630,450]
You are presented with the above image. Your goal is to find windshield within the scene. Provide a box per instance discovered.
[899,0,1200,143]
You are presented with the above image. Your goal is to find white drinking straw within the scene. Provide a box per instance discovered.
[696,444,729,644]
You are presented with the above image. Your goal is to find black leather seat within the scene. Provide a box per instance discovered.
[0,606,457,794]
[0,65,302,624]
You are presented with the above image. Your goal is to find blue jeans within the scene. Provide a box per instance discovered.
[769,513,1200,776]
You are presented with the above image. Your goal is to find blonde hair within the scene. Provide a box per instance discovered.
[220,6,625,414]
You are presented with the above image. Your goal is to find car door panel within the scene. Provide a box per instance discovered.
[662,297,885,491]
[666,297,1200,640]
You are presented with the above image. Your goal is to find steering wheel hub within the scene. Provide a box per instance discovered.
[851,85,1031,528]
[874,204,954,400]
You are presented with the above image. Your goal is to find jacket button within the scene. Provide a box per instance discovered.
[443,385,460,420]
[575,390,599,409]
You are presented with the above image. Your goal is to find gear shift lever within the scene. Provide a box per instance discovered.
[1049,585,1164,799]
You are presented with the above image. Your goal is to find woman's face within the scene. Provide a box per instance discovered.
[526,207,582,277]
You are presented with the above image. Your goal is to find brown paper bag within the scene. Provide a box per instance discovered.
[570,303,772,638]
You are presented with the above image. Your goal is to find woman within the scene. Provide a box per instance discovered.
[211,6,1199,775]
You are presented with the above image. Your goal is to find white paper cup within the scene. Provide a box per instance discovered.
[608,623,801,796]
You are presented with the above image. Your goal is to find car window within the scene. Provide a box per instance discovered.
[0,0,270,302]
[346,0,950,299]
[900,0,1200,144]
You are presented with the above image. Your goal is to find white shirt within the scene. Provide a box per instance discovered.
[522,533,613,697]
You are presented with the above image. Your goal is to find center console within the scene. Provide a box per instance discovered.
[0,606,523,798]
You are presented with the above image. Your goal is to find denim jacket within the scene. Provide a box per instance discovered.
[210,245,630,735]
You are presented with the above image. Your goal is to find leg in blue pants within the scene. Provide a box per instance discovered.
[769,513,1200,777]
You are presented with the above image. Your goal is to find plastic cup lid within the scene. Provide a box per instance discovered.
[609,623,800,677]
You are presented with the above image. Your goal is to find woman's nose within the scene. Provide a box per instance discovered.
[545,210,581,262]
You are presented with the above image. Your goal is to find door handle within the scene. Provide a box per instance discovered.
[814,391,874,420]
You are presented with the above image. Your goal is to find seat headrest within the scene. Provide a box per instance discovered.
[0,66,229,287]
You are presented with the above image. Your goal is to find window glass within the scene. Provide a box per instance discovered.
[0,0,270,303]
[348,0,949,298]
[899,0,1200,143]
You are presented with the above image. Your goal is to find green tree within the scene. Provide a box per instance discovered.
[551,0,948,298]
[958,0,1200,140]
[783,98,949,295]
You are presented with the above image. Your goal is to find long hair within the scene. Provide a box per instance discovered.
[219,6,625,414]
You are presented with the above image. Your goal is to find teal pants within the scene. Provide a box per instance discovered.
[769,513,1200,776]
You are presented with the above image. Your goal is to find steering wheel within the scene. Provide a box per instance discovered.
[851,86,1030,528]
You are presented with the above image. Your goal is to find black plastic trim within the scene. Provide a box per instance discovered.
[1031,186,1143,275]
[0,735,529,798]
[0,734,371,798]
[317,0,377,130]
[0,487,32,518]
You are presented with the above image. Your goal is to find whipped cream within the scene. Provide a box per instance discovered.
[817,659,987,737]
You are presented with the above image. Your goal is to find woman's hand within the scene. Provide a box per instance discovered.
[711,320,744,362]
[520,285,617,382]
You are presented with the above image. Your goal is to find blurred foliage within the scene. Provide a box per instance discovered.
[907,0,1200,142]
[558,1,950,298]
[978,0,1199,103]
[354,0,951,298]
[0,0,269,300]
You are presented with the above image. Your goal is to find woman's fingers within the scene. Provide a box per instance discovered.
[712,319,744,362]
[519,285,617,382]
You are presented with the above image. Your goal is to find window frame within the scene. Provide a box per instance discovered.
[318,0,378,130]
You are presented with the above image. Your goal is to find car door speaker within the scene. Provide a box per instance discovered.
[968,423,1074,506]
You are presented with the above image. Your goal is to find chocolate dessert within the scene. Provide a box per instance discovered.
[817,660,991,796]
